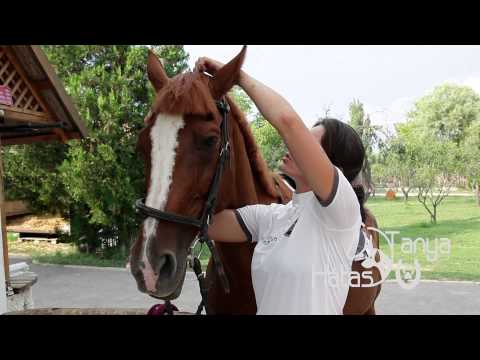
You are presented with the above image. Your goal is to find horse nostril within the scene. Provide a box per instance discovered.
[157,252,177,280]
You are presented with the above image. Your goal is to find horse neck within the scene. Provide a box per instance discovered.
[216,113,278,211]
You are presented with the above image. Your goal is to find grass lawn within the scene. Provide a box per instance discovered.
[7,234,128,268]
[7,196,479,281]
[7,232,208,269]
[366,196,480,281]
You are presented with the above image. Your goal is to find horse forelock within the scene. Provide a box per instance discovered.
[152,72,219,116]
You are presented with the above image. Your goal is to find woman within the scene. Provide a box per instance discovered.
[195,57,368,315]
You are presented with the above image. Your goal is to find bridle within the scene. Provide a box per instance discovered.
[135,98,232,315]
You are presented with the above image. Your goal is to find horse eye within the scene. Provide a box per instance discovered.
[203,136,219,147]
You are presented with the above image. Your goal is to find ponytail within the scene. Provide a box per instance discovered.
[352,184,366,223]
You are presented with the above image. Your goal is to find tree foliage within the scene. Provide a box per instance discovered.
[229,86,286,172]
[375,127,417,201]
[407,83,480,145]
[251,114,286,172]
[463,121,480,205]
[3,143,69,214]
[348,99,382,195]
[3,45,189,252]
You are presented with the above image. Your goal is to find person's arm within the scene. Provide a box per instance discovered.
[195,57,335,202]
[238,72,335,202]
[207,210,248,243]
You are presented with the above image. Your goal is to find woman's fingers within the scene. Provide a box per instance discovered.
[194,58,203,71]
[194,57,208,72]
[194,57,223,75]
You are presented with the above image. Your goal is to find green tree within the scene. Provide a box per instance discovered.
[407,83,480,211]
[349,99,366,134]
[415,141,459,224]
[251,114,286,172]
[229,86,286,172]
[399,121,460,223]
[408,83,480,145]
[229,86,254,118]
[4,45,189,253]
[463,121,480,205]
[3,143,69,214]
[348,99,382,194]
[378,126,418,202]
[349,99,380,154]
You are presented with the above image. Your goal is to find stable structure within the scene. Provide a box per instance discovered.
[0,45,87,314]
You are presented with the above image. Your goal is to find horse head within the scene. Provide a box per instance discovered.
[130,47,247,299]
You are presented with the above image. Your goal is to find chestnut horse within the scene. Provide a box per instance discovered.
[130,47,381,314]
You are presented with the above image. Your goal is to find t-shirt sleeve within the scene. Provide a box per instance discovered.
[312,166,361,230]
[234,204,272,243]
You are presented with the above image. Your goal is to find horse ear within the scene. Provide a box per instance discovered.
[147,49,169,92]
[210,46,247,99]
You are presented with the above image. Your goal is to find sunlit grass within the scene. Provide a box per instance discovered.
[7,236,127,268]
[6,196,479,280]
[367,196,480,281]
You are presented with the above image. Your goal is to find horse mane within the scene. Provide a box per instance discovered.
[225,94,278,199]
[151,71,278,199]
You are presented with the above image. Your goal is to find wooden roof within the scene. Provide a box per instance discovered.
[0,45,88,145]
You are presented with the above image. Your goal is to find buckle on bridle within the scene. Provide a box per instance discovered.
[216,99,230,114]
[219,141,230,158]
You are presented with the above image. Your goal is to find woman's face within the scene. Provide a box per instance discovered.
[279,125,325,181]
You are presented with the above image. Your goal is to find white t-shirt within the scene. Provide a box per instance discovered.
[235,167,361,315]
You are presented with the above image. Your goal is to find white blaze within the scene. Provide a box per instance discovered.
[142,113,185,269]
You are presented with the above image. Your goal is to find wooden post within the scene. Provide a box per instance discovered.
[0,227,5,314]
[0,147,8,314]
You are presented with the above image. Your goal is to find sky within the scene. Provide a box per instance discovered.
[185,45,480,130]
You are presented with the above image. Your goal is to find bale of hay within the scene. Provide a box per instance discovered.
[6,214,70,234]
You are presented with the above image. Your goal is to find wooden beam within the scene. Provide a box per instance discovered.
[0,134,59,146]
[29,46,88,138]
[52,128,69,143]
[67,132,82,140]
[31,79,52,91]
[3,47,50,116]
[0,62,9,79]
[1,131,83,146]
[0,105,53,124]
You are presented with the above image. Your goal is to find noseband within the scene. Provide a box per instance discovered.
[135,98,231,315]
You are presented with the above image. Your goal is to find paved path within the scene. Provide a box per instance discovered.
[9,258,480,314]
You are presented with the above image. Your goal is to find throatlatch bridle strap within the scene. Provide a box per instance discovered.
[135,98,232,315]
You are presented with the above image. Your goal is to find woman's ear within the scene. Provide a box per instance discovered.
[210,46,247,99]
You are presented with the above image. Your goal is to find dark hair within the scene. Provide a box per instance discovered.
[313,118,367,222]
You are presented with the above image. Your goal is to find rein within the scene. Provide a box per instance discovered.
[136,98,232,315]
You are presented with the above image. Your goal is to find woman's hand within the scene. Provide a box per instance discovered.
[194,57,224,76]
